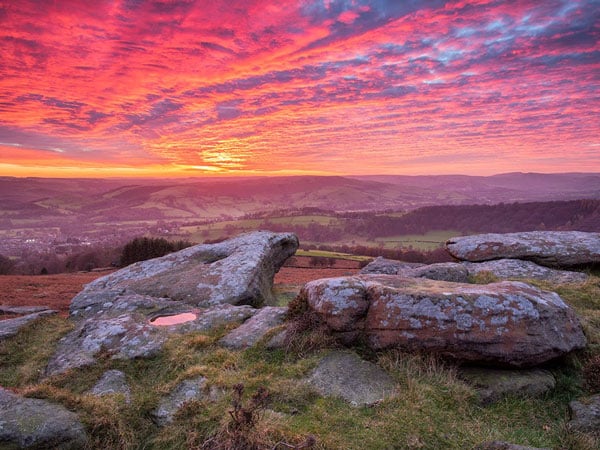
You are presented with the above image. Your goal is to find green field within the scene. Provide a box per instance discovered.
[372,230,463,250]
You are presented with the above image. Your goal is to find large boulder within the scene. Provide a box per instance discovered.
[0,387,87,448]
[72,231,299,313]
[446,231,600,267]
[45,232,297,376]
[297,275,586,367]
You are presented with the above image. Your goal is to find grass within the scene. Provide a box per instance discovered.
[1,275,599,449]
[294,249,372,262]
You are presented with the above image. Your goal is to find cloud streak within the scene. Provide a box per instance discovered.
[0,0,598,176]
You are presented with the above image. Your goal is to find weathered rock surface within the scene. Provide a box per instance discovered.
[71,231,298,313]
[0,309,57,340]
[360,257,424,275]
[88,370,131,403]
[568,394,600,435]
[46,301,255,376]
[463,259,588,283]
[152,376,207,426]
[219,306,287,349]
[361,258,468,282]
[307,351,395,406]
[446,231,600,267]
[0,387,87,448]
[298,275,586,367]
[459,367,555,404]
[46,232,298,376]
[475,442,550,450]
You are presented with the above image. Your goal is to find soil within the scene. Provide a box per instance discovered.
[0,271,112,318]
[0,264,360,318]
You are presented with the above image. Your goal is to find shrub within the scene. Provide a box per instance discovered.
[0,254,14,275]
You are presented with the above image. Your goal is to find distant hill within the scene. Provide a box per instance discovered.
[1,173,599,224]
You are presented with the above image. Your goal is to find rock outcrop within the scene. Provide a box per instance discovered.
[297,275,586,367]
[361,258,468,282]
[0,387,87,448]
[46,232,298,376]
[362,256,587,284]
[462,259,588,283]
[46,302,256,376]
[446,231,600,267]
[307,351,395,406]
[0,309,57,340]
[71,231,299,313]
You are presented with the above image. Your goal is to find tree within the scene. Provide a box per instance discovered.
[120,237,193,267]
[0,254,14,275]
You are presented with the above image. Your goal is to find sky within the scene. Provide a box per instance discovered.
[0,0,599,178]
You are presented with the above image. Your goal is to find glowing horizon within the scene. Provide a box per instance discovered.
[1,0,599,178]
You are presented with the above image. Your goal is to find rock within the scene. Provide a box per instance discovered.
[307,351,395,406]
[446,231,600,267]
[0,305,53,314]
[46,232,298,376]
[88,370,131,403]
[475,442,551,450]
[219,306,287,349]
[361,258,468,282]
[360,257,424,274]
[0,387,87,448]
[568,394,600,435]
[463,259,588,283]
[152,376,207,426]
[459,367,555,404]
[71,231,298,312]
[0,309,57,340]
[46,302,255,376]
[298,275,586,367]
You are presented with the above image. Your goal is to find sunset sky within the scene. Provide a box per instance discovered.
[1,0,599,177]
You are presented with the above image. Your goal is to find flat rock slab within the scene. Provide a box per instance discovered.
[88,370,131,403]
[0,387,87,448]
[463,259,588,284]
[307,351,395,406]
[568,394,600,436]
[446,231,600,267]
[46,301,255,376]
[0,305,53,314]
[459,367,556,405]
[0,309,57,340]
[71,231,298,313]
[361,258,468,282]
[219,306,287,349]
[298,275,586,367]
[152,376,207,426]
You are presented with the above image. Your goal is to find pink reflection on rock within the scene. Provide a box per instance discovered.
[151,312,197,326]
